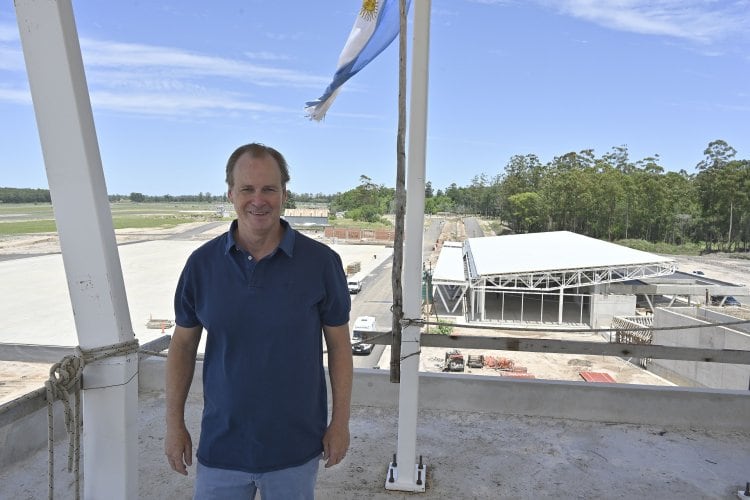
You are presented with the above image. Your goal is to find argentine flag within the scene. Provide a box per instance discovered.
[305,0,411,121]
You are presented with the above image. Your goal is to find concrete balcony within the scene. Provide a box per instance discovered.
[2,357,749,499]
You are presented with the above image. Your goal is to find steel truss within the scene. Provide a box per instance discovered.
[470,261,676,292]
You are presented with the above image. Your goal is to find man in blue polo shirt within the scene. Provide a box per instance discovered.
[165,143,353,499]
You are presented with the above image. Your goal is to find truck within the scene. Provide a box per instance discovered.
[351,316,376,355]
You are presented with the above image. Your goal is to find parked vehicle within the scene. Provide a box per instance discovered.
[725,296,742,306]
[711,295,741,306]
[347,279,362,294]
[692,270,705,276]
[351,316,376,355]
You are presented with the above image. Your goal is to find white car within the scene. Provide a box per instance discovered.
[351,316,376,355]
[347,279,362,294]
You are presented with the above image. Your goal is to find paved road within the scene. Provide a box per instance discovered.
[349,217,444,368]
[462,217,484,238]
[164,221,226,240]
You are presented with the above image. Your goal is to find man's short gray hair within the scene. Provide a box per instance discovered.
[225,143,290,188]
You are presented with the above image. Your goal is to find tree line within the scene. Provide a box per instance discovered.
[296,140,747,251]
[444,140,748,251]
[0,189,228,204]
[4,140,748,251]
[0,187,51,203]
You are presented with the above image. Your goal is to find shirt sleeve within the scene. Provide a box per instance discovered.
[174,257,202,328]
[319,250,351,327]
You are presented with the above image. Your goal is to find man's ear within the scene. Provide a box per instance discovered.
[227,188,233,202]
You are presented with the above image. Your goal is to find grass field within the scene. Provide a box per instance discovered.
[0,202,227,235]
[2,204,709,257]
[0,202,399,236]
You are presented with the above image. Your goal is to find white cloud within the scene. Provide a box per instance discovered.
[79,38,325,88]
[90,90,294,117]
[0,30,325,118]
[543,0,750,44]
[0,45,25,71]
[464,0,512,4]
[243,51,292,61]
[0,23,19,42]
[0,87,30,105]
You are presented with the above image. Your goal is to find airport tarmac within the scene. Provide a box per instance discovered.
[0,223,393,403]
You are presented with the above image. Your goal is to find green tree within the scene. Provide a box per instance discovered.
[506,192,543,232]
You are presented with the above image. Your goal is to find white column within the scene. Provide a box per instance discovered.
[479,280,486,321]
[14,1,137,498]
[386,0,431,492]
[559,287,565,324]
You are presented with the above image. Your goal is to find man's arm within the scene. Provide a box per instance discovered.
[165,324,202,475]
[321,323,353,468]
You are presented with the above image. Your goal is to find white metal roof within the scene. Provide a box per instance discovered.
[466,231,674,277]
[431,241,465,283]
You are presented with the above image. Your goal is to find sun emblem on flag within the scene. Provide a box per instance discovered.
[360,0,378,21]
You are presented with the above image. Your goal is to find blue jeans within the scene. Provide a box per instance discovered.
[194,456,320,500]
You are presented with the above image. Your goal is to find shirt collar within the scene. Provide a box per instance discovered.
[225,219,295,257]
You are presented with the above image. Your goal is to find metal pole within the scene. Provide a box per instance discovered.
[386,0,431,492]
[14,1,137,498]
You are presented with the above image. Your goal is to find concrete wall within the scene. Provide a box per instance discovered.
[590,293,636,330]
[651,307,750,390]
[0,392,67,469]
[137,358,750,432]
[3,358,749,467]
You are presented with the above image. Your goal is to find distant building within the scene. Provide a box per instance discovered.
[431,231,677,327]
[283,208,329,228]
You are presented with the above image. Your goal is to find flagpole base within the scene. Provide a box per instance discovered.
[384,462,427,492]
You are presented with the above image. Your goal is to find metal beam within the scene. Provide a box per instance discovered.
[362,332,750,364]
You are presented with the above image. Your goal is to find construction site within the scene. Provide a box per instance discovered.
[2,216,750,498]
[2,1,750,497]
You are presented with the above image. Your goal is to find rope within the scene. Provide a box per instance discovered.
[45,339,139,500]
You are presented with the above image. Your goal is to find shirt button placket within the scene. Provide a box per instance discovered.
[247,255,255,286]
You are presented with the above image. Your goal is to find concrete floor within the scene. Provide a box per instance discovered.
[1,387,749,499]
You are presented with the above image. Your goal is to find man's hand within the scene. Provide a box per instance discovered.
[165,424,193,475]
[164,325,201,476]
[322,421,350,468]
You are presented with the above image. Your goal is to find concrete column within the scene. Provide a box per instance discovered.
[14,1,137,498]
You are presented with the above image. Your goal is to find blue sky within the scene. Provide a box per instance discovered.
[1,1,748,197]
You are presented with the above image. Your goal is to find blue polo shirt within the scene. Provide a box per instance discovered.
[174,219,350,473]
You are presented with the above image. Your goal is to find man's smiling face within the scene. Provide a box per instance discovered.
[228,152,287,238]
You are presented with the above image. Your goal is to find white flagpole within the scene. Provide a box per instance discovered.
[386,0,431,492]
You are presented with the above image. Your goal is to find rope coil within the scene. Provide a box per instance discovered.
[45,339,139,500]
